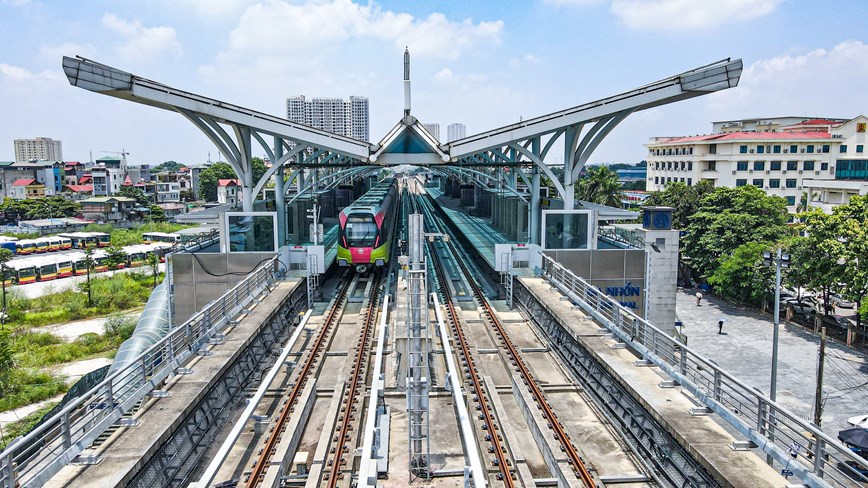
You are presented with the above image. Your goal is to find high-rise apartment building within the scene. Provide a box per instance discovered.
[286,95,370,142]
[447,123,466,143]
[423,123,440,141]
[14,137,63,163]
[645,115,868,213]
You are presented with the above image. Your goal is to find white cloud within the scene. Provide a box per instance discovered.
[212,0,502,63]
[610,0,781,31]
[174,0,258,17]
[544,0,604,6]
[39,42,98,62]
[101,14,182,62]
[0,63,60,83]
[708,40,868,121]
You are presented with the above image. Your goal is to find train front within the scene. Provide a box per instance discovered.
[337,210,387,274]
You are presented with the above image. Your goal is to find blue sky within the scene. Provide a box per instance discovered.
[1,0,867,166]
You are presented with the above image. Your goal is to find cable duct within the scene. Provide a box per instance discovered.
[108,281,171,375]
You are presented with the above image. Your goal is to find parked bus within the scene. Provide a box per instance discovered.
[59,232,106,249]
[47,236,62,252]
[15,240,36,255]
[33,238,48,253]
[8,260,37,285]
[34,257,58,281]
[142,232,180,244]
[51,255,73,278]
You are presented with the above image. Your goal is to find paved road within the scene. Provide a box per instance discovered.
[676,289,867,435]
[10,264,164,299]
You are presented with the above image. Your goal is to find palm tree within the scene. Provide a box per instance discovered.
[578,166,623,208]
[796,191,819,213]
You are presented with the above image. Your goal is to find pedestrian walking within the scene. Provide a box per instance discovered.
[718,317,726,334]
[695,291,703,306]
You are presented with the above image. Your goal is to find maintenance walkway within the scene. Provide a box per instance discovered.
[429,189,795,487]
[45,277,305,487]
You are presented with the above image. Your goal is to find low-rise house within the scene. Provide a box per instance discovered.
[217,179,240,205]
[10,178,45,199]
[79,196,137,223]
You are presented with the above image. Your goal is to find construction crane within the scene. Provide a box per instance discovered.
[100,149,129,159]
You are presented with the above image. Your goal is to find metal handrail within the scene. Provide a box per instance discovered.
[0,256,278,488]
[538,253,868,488]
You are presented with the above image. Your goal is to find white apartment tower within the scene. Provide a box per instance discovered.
[447,123,466,143]
[645,116,868,212]
[286,95,370,142]
[14,137,63,163]
[423,123,440,141]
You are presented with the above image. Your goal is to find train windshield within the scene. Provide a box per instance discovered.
[345,214,378,247]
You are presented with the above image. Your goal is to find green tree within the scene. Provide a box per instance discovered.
[643,180,714,230]
[0,330,14,395]
[577,165,623,208]
[117,185,150,206]
[707,241,775,306]
[828,195,868,334]
[251,157,268,184]
[147,252,161,288]
[3,196,82,220]
[800,209,846,315]
[79,246,96,307]
[179,189,196,202]
[682,185,790,279]
[152,161,186,173]
[148,205,167,222]
[104,246,128,271]
[0,248,12,325]
[198,162,237,202]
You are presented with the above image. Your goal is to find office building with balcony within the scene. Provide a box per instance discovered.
[645,115,868,212]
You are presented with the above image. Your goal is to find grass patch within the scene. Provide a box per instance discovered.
[0,367,67,414]
[0,403,57,451]
[0,313,135,414]
[5,271,160,327]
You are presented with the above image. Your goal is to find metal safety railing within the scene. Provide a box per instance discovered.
[0,256,279,488]
[539,254,868,488]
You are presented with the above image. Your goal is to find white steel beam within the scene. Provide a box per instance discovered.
[63,56,370,159]
[448,59,742,159]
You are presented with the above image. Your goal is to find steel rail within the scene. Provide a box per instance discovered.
[419,191,596,487]
[325,272,383,485]
[417,193,515,485]
[245,275,352,487]
[447,240,596,487]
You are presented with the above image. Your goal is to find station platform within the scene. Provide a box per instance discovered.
[516,276,787,487]
[425,187,515,269]
[46,278,305,487]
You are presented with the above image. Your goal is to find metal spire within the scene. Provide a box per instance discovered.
[403,47,411,118]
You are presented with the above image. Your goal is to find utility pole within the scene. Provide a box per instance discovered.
[814,327,826,427]
[762,247,789,466]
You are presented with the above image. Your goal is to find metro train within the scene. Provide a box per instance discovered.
[337,178,398,273]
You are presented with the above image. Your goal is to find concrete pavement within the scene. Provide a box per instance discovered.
[676,289,867,435]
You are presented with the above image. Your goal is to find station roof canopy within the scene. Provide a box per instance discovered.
[63,56,742,169]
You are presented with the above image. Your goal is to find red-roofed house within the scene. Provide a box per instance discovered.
[79,174,92,185]
[646,115,868,213]
[217,179,241,205]
[122,175,133,186]
[10,178,45,200]
[63,184,94,200]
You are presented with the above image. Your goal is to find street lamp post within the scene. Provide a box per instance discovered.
[762,247,789,465]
